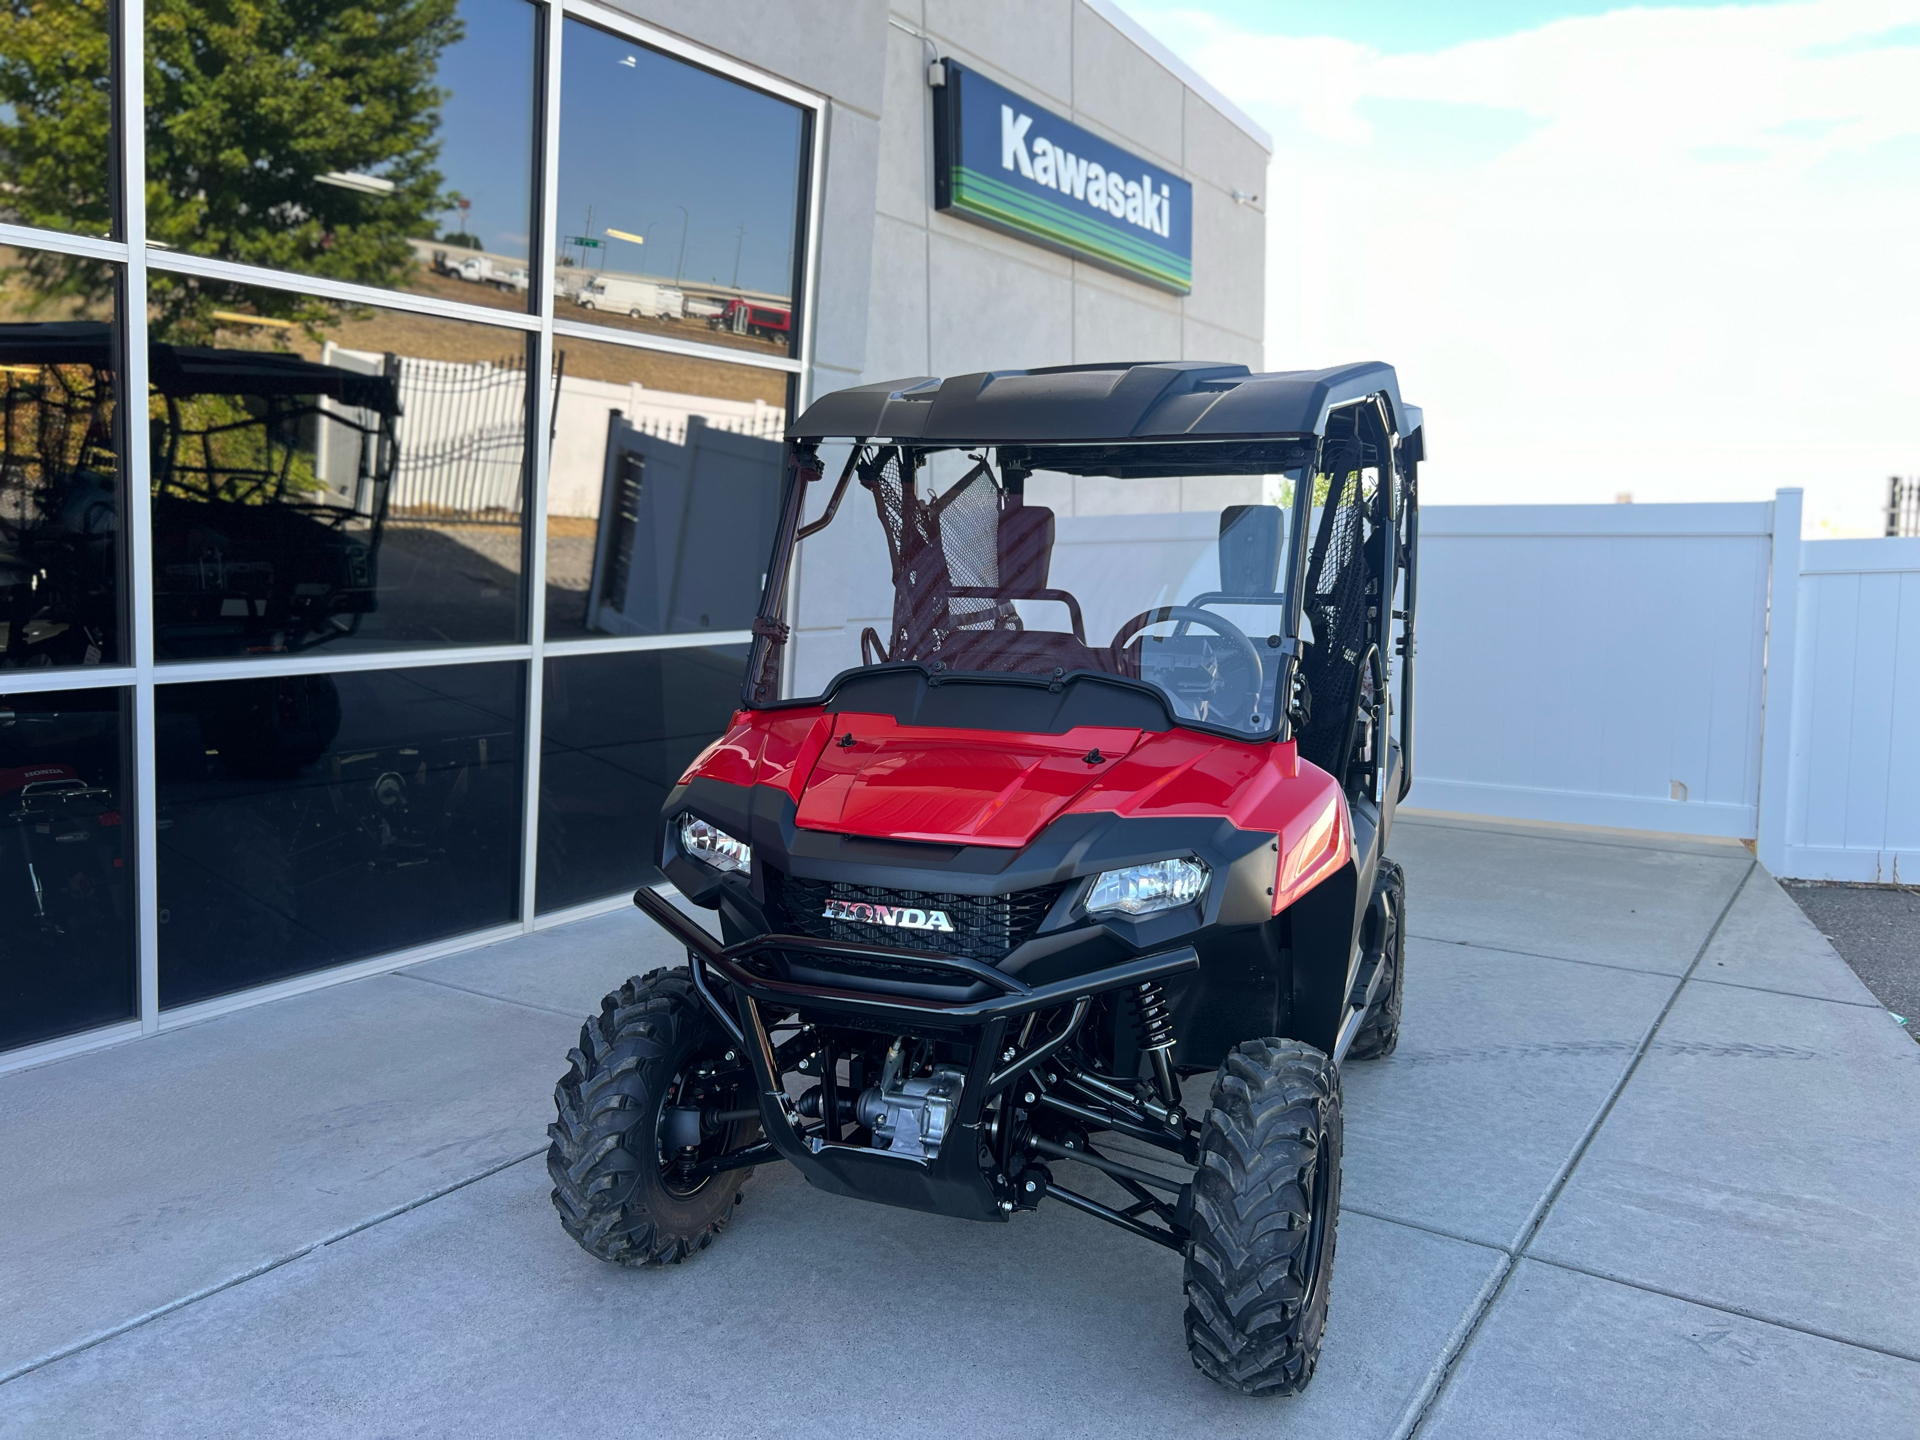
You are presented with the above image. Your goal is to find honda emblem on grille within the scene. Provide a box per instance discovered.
[823,898,956,932]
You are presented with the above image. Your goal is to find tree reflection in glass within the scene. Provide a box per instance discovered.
[4,0,540,319]
[0,0,118,240]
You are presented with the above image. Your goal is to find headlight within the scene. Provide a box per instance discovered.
[678,814,751,874]
[1085,858,1209,918]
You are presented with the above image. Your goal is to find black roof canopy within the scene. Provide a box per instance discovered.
[0,321,401,414]
[790,360,1420,450]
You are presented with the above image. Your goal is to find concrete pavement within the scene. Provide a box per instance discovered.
[2,815,1915,1437]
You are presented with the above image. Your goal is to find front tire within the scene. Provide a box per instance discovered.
[1184,1039,1343,1396]
[548,968,754,1266]
[1348,859,1405,1061]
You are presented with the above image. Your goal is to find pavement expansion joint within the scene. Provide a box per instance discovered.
[1407,931,1693,980]
[393,968,589,1019]
[1518,1253,1920,1367]
[0,1147,546,1390]
[1395,860,1759,1440]
[1687,972,1888,1009]
[1337,1202,1510,1256]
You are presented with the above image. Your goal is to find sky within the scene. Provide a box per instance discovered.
[554,19,804,296]
[432,0,540,259]
[1122,0,1920,535]
[430,2,805,297]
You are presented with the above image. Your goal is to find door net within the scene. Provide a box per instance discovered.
[1295,442,1378,778]
[861,450,1004,663]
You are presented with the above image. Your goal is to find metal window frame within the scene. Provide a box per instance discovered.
[0,0,826,1075]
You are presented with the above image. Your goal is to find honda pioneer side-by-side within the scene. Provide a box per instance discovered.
[548,361,1422,1396]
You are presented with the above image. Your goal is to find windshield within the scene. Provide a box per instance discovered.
[780,444,1315,737]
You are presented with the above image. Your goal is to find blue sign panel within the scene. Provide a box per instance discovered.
[933,62,1193,295]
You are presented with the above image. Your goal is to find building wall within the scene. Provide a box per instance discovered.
[0,0,1269,1069]
[604,0,1271,399]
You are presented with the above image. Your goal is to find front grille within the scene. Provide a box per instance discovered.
[769,873,1065,963]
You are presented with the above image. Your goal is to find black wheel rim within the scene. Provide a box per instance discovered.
[1297,1109,1335,1317]
[655,1061,743,1198]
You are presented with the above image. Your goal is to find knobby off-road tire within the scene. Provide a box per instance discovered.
[1347,859,1405,1061]
[548,968,751,1266]
[1184,1039,1343,1397]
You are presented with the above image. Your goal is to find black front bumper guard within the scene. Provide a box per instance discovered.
[632,887,1199,1223]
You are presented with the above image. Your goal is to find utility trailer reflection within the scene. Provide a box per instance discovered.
[582,412,783,638]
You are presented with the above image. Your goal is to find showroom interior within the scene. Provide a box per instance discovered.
[0,0,1268,1068]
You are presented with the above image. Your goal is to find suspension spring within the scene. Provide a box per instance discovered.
[1133,980,1176,1052]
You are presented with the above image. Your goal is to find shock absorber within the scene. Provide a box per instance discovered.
[1132,980,1180,1107]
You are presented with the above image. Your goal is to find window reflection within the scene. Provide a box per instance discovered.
[546,336,785,640]
[143,0,540,311]
[0,245,124,668]
[1,686,133,1049]
[556,21,806,356]
[156,661,524,1007]
[147,285,531,659]
[0,0,117,239]
[536,644,747,912]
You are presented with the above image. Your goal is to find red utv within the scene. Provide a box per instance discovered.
[548,361,1423,1396]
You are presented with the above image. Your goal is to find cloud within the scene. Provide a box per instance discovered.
[1136,0,1920,533]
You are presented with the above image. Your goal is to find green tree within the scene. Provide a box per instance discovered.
[1,0,463,342]
[0,0,117,246]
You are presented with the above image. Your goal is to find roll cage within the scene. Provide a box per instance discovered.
[749,360,1421,798]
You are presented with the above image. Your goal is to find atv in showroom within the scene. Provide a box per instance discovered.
[549,361,1421,1396]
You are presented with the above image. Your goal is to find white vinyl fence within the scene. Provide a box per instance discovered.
[1404,490,1919,881]
[1768,536,1920,882]
[1401,502,1775,839]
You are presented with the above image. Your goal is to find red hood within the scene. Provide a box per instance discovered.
[679,706,1345,907]
[792,713,1145,848]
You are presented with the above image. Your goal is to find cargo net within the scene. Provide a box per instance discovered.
[862,450,1004,663]
[1296,443,1379,778]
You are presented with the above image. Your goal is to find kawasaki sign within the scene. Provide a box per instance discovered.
[934,62,1193,295]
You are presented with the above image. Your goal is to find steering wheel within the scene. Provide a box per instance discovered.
[1109,606,1264,723]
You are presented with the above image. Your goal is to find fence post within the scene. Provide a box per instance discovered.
[1756,487,1803,875]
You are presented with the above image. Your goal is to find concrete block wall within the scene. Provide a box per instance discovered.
[605,0,1270,400]
[864,0,1270,392]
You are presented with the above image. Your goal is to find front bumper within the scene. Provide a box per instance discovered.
[633,886,1197,1221]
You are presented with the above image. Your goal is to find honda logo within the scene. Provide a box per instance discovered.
[823,898,956,933]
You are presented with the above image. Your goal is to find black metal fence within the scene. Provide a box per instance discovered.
[388,352,533,524]
[1890,476,1919,538]
[386,350,784,525]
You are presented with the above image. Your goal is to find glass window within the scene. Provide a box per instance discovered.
[546,334,786,641]
[1,243,125,668]
[146,283,532,660]
[555,21,807,357]
[155,660,524,1008]
[0,0,118,239]
[144,0,541,312]
[1,686,134,1050]
[785,444,1308,738]
[536,644,746,913]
